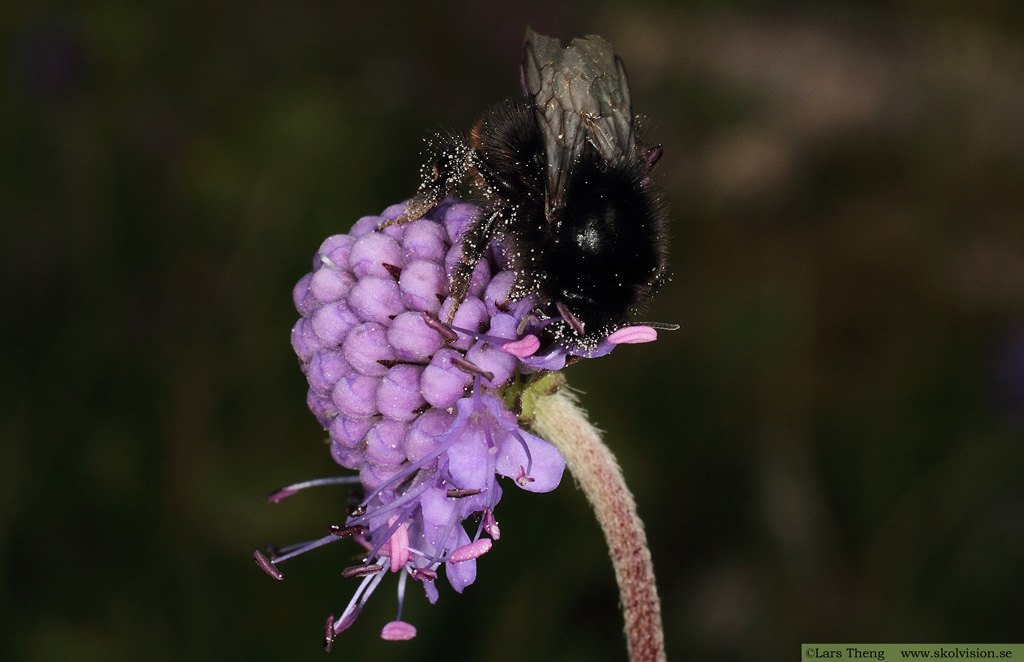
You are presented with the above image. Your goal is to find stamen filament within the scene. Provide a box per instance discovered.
[269,534,340,564]
[446,323,519,351]
[266,476,363,503]
[510,427,534,476]
[425,507,463,566]
[356,434,461,509]
[395,567,409,620]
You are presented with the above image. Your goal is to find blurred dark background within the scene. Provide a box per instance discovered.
[3,1,1023,660]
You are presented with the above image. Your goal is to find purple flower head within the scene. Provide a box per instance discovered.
[258,199,662,648]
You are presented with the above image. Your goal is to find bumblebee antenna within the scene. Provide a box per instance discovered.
[636,321,680,331]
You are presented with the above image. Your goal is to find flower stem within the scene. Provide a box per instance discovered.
[528,388,666,662]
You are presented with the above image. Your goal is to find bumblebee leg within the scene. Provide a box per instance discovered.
[445,207,504,321]
[469,150,521,202]
[380,137,471,229]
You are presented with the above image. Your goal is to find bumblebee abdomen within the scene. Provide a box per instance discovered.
[537,172,666,334]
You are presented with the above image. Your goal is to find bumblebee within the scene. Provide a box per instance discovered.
[394,27,668,352]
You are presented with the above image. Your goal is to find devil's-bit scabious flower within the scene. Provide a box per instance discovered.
[255,199,659,650]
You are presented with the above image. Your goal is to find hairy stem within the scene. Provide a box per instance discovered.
[529,389,666,662]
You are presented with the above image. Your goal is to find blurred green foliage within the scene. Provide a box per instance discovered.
[2,1,1023,661]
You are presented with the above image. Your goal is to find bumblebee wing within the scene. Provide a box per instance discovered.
[566,35,635,164]
[523,28,636,217]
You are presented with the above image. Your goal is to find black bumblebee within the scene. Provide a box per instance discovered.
[393,27,668,352]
